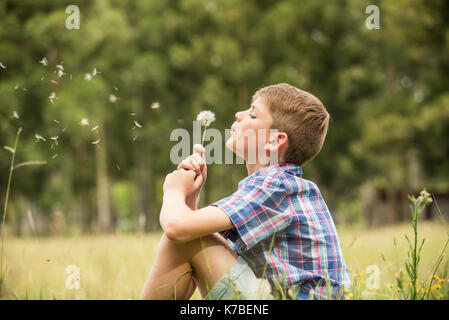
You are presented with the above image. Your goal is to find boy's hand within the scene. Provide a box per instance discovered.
[176,144,207,208]
[163,169,198,197]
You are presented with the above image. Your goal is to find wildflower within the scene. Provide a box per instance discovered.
[386,283,393,288]
[196,110,216,145]
[80,118,89,126]
[39,57,48,67]
[3,146,15,154]
[10,111,20,119]
[109,94,118,103]
[35,133,46,142]
[347,293,353,300]
[431,284,442,291]
[92,140,100,145]
[56,63,64,71]
[197,110,215,127]
[151,102,160,110]
[418,189,432,205]
[0,62,6,69]
[133,121,142,129]
[84,73,92,81]
[49,92,57,104]
[57,69,65,78]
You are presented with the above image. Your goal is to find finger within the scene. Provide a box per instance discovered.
[178,160,195,171]
[189,157,201,173]
[193,144,205,157]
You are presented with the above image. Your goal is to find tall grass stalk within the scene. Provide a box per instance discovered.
[404,189,432,300]
[0,128,22,295]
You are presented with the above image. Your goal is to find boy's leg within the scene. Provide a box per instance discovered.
[140,232,238,300]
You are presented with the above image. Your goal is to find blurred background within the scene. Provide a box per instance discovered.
[1,0,449,237]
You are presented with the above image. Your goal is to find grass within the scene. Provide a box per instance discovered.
[0,221,447,300]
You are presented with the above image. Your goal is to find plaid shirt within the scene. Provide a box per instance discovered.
[211,163,350,299]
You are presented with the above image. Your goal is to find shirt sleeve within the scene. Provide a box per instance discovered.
[211,174,292,252]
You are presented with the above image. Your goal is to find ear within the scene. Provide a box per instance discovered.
[264,132,288,153]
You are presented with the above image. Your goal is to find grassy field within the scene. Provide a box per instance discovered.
[1,221,448,300]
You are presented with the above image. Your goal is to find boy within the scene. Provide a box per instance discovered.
[140,83,350,300]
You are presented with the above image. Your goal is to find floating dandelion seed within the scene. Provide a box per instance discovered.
[132,136,138,141]
[80,118,89,126]
[35,133,46,142]
[133,121,142,129]
[0,62,6,69]
[14,84,19,90]
[196,110,216,145]
[130,113,136,116]
[91,125,100,131]
[39,57,48,67]
[50,80,58,85]
[151,102,160,110]
[109,94,118,103]
[10,111,19,119]
[3,146,15,154]
[92,68,100,76]
[117,165,120,171]
[84,73,92,81]
[53,119,60,124]
[49,92,57,104]
[51,154,58,159]
[50,136,59,146]
[40,76,45,81]
[92,140,100,145]
[69,74,72,80]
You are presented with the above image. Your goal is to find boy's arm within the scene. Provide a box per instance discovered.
[160,190,233,243]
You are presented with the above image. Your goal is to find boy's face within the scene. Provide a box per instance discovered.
[226,96,276,164]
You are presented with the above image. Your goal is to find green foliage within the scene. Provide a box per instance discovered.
[0,0,448,234]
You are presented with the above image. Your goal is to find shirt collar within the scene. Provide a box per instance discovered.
[238,162,302,188]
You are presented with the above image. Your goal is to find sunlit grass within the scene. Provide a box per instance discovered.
[1,221,448,300]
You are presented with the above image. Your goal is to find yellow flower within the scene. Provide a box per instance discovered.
[386,283,393,288]
[358,280,365,285]
[347,293,353,300]
[361,260,367,265]
[432,284,442,291]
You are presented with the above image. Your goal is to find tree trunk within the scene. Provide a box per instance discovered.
[96,129,111,232]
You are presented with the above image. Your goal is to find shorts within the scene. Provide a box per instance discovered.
[203,256,274,300]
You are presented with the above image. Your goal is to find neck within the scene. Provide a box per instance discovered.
[246,162,267,176]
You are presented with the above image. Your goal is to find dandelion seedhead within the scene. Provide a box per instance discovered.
[196,110,216,145]
[197,110,216,128]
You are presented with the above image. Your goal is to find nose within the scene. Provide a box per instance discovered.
[235,111,243,122]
